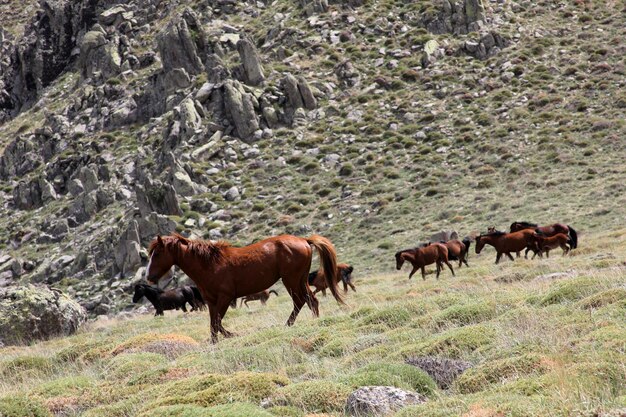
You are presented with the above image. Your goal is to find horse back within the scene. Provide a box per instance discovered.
[420,243,447,264]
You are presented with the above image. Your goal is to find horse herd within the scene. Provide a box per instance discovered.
[134,221,577,343]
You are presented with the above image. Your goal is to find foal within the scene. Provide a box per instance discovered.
[532,233,571,258]
[240,289,279,307]
[132,284,196,316]
[395,243,455,280]
[308,263,355,295]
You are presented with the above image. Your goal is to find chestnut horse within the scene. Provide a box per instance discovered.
[395,243,455,280]
[308,263,355,296]
[475,230,536,264]
[510,221,578,249]
[145,233,343,343]
[531,232,571,258]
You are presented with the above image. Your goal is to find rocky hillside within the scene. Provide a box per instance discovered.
[1,0,625,314]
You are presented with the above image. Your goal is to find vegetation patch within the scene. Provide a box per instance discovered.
[271,381,351,413]
[344,362,437,395]
[577,288,626,309]
[0,395,51,417]
[402,325,496,359]
[539,277,604,306]
[454,353,549,394]
[433,301,497,327]
[110,333,199,357]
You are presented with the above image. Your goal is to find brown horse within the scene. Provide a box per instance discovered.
[145,233,343,343]
[240,289,279,308]
[440,238,471,268]
[531,232,571,258]
[510,221,578,249]
[475,230,537,264]
[308,263,355,296]
[395,243,455,280]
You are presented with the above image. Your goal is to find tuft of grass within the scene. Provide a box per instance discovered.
[0,395,51,417]
[539,277,604,306]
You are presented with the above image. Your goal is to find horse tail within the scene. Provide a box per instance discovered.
[269,290,279,297]
[462,237,471,259]
[191,286,206,309]
[306,235,344,305]
[567,226,578,249]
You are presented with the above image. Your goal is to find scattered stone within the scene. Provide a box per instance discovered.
[237,38,265,86]
[345,386,426,416]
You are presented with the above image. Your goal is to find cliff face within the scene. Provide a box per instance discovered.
[0,0,624,314]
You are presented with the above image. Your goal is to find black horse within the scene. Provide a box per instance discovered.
[133,284,198,316]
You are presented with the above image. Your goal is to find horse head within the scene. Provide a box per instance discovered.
[395,251,405,270]
[146,235,176,285]
[475,236,484,254]
[132,284,146,303]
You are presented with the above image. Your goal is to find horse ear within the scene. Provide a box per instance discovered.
[157,235,163,245]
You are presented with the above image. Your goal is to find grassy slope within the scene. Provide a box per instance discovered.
[0,230,624,416]
[0,0,625,281]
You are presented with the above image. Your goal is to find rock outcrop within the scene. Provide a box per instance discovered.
[0,284,86,346]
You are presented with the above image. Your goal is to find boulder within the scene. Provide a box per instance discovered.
[157,9,205,75]
[421,0,486,35]
[237,39,265,86]
[135,179,182,216]
[78,30,121,80]
[0,285,86,346]
[13,177,57,210]
[405,356,473,389]
[0,136,42,180]
[115,220,143,275]
[223,79,260,141]
[429,230,458,243]
[345,386,426,416]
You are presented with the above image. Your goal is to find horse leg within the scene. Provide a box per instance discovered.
[343,281,349,293]
[421,266,426,280]
[181,303,188,313]
[217,299,235,338]
[244,299,249,308]
[322,289,327,297]
[444,260,455,276]
[349,282,356,292]
[304,287,320,318]
[495,252,502,264]
[208,303,220,343]
[286,296,306,326]
[546,249,550,258]
[505,252,515,261]
[408,266,418,279]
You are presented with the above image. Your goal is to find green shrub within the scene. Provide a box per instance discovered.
[434,302,497,326]
[539,277,603,306]
[454,353,548,394]
[345,362,437,395]
[361,306,411,329]
[0,396,52,417]
[272,381,351,413]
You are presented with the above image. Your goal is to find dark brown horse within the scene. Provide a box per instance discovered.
[475,230,537,264]
[531,232,571,258]
[132,284,196,316]
[395,243,455,280]
[440,238,471,268]
[240,289,279,308]
[145,233,342,343]
[308,263,355,295]
[510,221,578,249]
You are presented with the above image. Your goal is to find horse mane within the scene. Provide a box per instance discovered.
[513,221,538,228]
[169,232,230,264]
[482,230,506,237]
[137,283,163,294]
